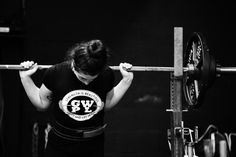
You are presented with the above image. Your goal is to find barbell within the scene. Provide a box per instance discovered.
[0,32,236,108]
[0,63,235,73]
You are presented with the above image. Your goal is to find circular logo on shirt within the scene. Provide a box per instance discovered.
[60,90,104,121]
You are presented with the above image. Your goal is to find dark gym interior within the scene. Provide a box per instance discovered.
[0,0,235,157]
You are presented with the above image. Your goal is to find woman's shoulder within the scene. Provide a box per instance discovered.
[51,61,71,70]
[103,66,114,75]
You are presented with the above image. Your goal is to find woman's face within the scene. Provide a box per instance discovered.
[72,62,98,85]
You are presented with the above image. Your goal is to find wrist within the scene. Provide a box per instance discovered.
[19,74,32,80]
[121,76,133,86]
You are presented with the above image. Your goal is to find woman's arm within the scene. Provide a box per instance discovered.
[19,61,52,111]
[105,63,133,110]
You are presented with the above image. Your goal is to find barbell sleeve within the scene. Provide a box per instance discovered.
[216,67,236,73]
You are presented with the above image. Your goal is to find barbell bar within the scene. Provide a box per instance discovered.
[0,64,188,71]
[0,64,236,73]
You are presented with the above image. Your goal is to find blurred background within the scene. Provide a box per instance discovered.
[0,0,235,156]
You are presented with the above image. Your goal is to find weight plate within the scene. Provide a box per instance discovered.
[183,32,216,109]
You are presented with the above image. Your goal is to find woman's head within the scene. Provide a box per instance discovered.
[67,39,110,76]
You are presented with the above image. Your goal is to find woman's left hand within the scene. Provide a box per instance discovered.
[119,62,134,84]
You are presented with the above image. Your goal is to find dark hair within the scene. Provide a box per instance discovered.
[66,39,110,76]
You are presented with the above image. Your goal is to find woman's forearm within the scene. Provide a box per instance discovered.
[20,76,45,110]
[105,78,133,110]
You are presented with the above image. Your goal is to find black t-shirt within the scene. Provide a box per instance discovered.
[42,61,115,130]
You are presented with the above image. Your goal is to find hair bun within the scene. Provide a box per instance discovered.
[87,39,106,58]
[88,40,103,52]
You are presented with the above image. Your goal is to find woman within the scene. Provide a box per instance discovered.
[19,39,134,157]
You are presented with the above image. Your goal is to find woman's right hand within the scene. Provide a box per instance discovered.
[19,61,38,78]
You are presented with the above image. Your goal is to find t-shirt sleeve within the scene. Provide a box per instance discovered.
[42,65,56,91]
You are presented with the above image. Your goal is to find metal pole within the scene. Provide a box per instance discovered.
[170,27,184,157]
